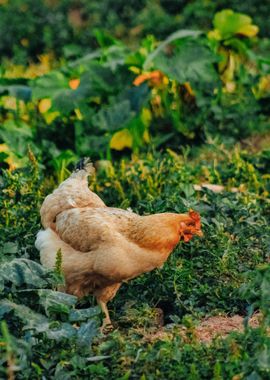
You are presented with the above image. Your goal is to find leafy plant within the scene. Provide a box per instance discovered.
[0,4,270,378]
[1,9,268,167]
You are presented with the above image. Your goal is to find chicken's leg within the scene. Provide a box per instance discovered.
[94,283,121,332]
[98,300,112,330]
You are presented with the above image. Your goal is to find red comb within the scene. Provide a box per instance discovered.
[189,210,201,228]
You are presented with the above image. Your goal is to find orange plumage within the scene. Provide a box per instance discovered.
[35,160,203,330]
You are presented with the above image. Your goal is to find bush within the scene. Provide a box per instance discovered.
[1,9,270,169]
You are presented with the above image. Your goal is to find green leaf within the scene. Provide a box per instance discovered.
[213,9,259,40]
[92,100,134,132]
[246,371,262,380]
[82,65,117,94]
[0,85,31,102]
[0,259,49,291]
[38,289,77,317]
[144,29,202,70]
[0,120,34,157]
[69,306,101,322]
[86,355,111,362]
[119,83,149,114]
[32,65,117,114]
[52,85,90,114]
[154,40,218,88]
[34,321,76,341]
[94,28,121,48]
[257,345,270,371]
[50,149,78,183]
[69,50,101,68]
[0,300,47,327]
[1,242,18,255]
[92,83,149,134]
[77,320,98,347]
[0,300,77,342]
[31,71,69,99]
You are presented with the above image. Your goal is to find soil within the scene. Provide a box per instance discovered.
[141,313,262,344]
[190,314,261,343]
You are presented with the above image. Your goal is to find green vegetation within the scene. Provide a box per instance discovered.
[1,5,270,170]
[0,1,270,379]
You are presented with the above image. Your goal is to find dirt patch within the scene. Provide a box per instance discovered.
[192,314,261,343]
[142,313,261,344]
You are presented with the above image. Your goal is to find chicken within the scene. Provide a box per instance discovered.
[35,159,203,330]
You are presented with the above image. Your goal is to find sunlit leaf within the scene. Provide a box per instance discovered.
[110,129,133,150]
[238,24,259,37]
[212,9,259,40]
[43,111,60,124]
[38,98,52,113]
[141,108,152,127]
[143,130,150,143]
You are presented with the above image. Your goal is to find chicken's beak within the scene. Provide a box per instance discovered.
[179,221,203,241]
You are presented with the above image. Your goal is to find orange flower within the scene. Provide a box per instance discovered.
[69,78,80,90]
[133,70,164,87]
[148,70,164,86]
[133,73,151,86]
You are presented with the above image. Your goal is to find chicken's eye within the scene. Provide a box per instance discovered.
[185,221,196,227]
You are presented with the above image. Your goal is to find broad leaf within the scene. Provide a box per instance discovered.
[0,85,31,102]
[0,242,18,255]
[154,40,218,88]
[0,120,33,157]
[0,259,49,291]
[92,100,134,132]
[213,9,259,40]
[0,300,47,327]
[38,289,77,317]
[144,29,202,70]
[69,306,100,322]
[31,71,69,99]
[110,129,133,150]
[119,83,149,113]
[77,320,98,347]
[34,321,77,341]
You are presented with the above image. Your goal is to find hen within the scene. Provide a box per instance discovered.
[35,159,202,330]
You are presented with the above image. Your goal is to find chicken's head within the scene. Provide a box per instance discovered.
[179,210,203,242]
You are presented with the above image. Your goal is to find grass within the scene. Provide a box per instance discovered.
[0,141,269,378]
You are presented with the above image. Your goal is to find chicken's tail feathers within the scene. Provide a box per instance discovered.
[40,157,105,229]
[35,228,77,269]
[75,157,92,171]
[71,157,95,179]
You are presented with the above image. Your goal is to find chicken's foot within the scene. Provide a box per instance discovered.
[98,300,113,333]
[95,283,122,333]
